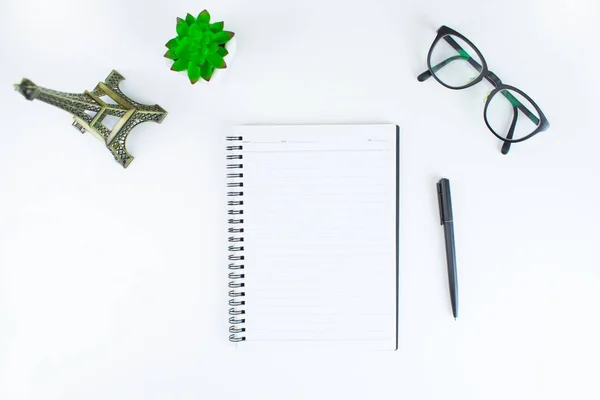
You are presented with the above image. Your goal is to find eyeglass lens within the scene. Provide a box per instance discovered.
[430,35,483,88]
[486,89,541,141]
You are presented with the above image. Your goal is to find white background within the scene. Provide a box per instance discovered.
[1,0,599,399]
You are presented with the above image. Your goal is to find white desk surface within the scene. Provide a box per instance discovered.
[1,0,599,399]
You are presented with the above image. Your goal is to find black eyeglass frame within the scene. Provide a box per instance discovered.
[418,25,550,154]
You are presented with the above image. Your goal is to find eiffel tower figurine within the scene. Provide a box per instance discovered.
[14,70,167,168]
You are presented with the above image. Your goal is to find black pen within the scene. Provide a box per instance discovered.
[437,178,458,319]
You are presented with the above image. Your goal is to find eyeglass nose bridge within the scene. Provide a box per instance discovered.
[484,70,503,87]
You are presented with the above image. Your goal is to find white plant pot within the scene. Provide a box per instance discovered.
[166,37,236,85]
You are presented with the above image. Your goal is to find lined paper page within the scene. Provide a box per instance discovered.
[238,125,398,350]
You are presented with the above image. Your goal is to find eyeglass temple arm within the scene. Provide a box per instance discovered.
[418,36,540,126]
[417,55,472,81]
[501,106,518,155]
[500,89,540,125]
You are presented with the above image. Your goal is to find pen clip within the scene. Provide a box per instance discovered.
[437,181,444,225]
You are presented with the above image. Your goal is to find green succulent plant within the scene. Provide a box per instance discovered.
[165,10,235,84]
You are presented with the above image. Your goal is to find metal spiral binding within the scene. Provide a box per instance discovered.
[226,136,246,342]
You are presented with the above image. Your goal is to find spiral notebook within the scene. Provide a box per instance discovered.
[226,124,399,350]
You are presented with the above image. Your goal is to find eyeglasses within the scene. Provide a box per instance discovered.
[418,25,550,154]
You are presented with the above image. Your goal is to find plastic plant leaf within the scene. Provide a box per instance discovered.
[176,18,189,36]
[197,52,207,66]
[171,58,188,72]
[201,63,215,81]
[216,46,228,57]
[207,53,226,69]
[209,22,224,33]
[189,23,204,38]
[185,13,196,26]
[213,31,234,45]
[164,49,176,59]
[197,10,210,23]
[165,38,179,49]
[187,63,202,84]
[190,51,205,65]
[207,42,218,53]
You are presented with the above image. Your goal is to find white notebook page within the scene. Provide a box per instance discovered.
[236,125,398,350]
